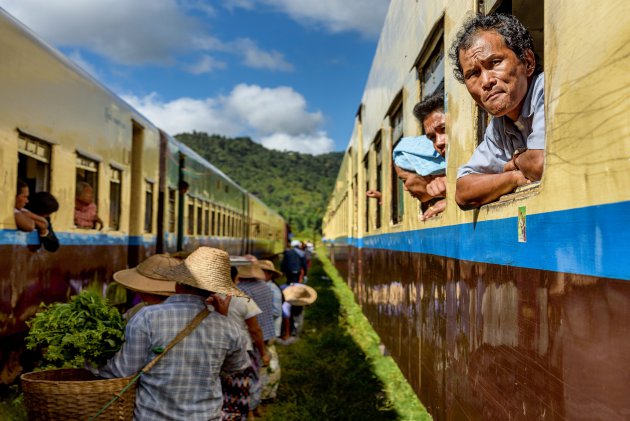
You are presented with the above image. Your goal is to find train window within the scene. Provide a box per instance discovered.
[374,136,382,229]
[363,155,370,233]
[76,153,99,203]
[196,203,202,235]
[144,181,154,233]
[168,188,176,233]
[17,132,51,193]
[204,206,210,236]
[109,167,122,230]
[221,212,226,237]
[187,197,194,235]
[419,34,444,99]
[211,208,216,235]
[389,99,404,224]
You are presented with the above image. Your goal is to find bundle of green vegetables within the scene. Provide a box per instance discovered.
[26,290,126,369]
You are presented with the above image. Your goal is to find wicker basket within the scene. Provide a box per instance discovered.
[21,368,136,421]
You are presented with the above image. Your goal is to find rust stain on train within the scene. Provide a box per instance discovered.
[330,246,630,420]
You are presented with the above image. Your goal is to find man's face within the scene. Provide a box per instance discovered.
[423,110,447,157]
[458,30,534,120]
[394,165,434,202]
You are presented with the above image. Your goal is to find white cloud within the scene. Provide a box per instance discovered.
[260,132,334,155]
[226,0,390,38]
[122,84,334,154]
[0,0,294,71]
[232,38,294,71]
[184,55,227,74]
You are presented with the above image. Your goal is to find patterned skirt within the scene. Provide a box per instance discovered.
[221,351,260,421]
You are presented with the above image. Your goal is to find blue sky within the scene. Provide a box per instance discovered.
[0,0,390,154]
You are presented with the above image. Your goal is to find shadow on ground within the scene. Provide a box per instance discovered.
[263,258,397,421]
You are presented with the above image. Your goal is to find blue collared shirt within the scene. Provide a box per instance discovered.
[238,280,276,341]
[99,294,250,421]
[457,72,545,178]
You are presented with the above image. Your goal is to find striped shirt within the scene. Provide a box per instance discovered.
[99,294,250,421]
[238,280,276,341]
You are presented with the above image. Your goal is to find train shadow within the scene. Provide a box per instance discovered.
[263,258,398,421]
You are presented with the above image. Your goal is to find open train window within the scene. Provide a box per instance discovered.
[196,203,203,235]
[18,131,51,193]
[109,167,122,230]
[363,155,370,234]
[204,205,210,236]
[168,188,176,233]
[374,135,383,229]
[211,208,216,236]
[473,0,545,201]
[187,197,194,235]
[76,153,99,210]
[418,30,444,99]
[144,181,154,233]
[389,97,404,224]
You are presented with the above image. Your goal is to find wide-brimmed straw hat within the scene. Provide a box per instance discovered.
[113,254,179,296]
[153,247,249,298]
[257,260,282,278]
[283,284,317,306]
[237,263,266,280]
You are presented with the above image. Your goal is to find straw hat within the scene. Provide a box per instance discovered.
[257,260,282,278]
[153,247,249,298]
[113,254,179,296]
[283,284,317,306]
[236,263,266,280]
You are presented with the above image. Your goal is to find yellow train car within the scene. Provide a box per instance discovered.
[323,0,630,419]
[0,9,285,383]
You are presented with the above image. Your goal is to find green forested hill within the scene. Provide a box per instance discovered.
[175,132,343,236]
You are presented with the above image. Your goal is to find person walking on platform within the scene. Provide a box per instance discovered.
[281,240,307,284]
[98,247,251,421]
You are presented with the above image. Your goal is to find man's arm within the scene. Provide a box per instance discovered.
[245,317,269,366]
[456,171,530,209]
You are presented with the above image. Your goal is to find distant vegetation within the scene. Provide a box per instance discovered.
[176,132,343,237]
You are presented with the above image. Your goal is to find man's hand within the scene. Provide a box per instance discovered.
[366,190,382,205]
[426,176,446,197]
[206,294,232,316]
[421,199,446,221]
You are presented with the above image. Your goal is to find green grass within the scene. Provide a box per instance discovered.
[263,251,431,421]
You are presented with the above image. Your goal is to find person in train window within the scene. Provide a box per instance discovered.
[14,179,49,233]
[413,91,449,219]
[74,181,103,229]
[393,136,446,220]
[450,14,544,208]
[25,191,60,252]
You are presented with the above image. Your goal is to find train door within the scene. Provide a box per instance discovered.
[127,120,145,267]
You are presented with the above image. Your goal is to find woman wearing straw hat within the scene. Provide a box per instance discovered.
[111,254,179,319]
[221,259,267,421]
[256,260,284,402]
[235,262,274,416]
[98,247,252,421]
[281,283,318,341]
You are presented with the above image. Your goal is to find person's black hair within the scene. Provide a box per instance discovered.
[413,91,444,129]
[26,192,59,215]
[17,179,27,196]
[449,13,542,83]
[230,266,238,282]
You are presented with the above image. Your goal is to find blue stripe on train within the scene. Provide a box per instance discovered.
[333,201,630,281]
[0,231,156,247]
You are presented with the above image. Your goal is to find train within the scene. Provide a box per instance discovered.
[323,0,630,420]
[0,9,286,384]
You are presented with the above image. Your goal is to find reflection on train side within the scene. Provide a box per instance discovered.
[352,249,630,420]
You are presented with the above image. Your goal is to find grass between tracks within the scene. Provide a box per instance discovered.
[262,249,431,421]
